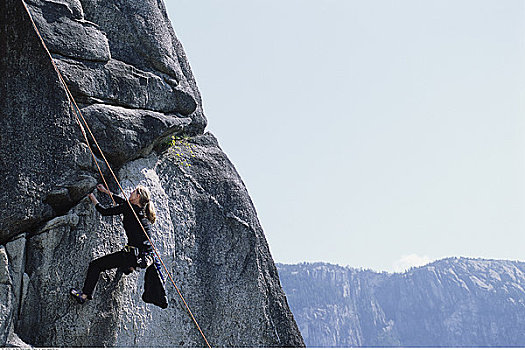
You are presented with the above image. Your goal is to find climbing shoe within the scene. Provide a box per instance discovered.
[70,288,86,304]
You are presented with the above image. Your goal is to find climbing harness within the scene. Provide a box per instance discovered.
[122,244,154,269]
[21,1,211,347]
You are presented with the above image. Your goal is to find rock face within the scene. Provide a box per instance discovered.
[0,247,14,346]
[0,0,304,347]
[277,258,525,347]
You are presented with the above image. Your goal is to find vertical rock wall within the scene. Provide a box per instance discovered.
[0,0,304,347]
[0,0,96,242]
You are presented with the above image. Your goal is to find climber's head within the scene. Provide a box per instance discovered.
[129,186,149,206]
[130,185,156,224]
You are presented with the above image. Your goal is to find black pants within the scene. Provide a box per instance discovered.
[82,251,137,298]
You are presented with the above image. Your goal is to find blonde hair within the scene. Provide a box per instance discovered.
[136,185,156,224]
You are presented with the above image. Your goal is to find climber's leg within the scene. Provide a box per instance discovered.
[81,251,136,299]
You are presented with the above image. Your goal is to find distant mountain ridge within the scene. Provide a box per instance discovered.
[277,257,525,347]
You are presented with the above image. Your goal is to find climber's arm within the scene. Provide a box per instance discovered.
[96,184,126,204]
[95,202,125,216]
[112,194,126,204]
[88,193,124,216]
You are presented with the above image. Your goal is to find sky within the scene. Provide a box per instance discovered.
[164,0,525,272]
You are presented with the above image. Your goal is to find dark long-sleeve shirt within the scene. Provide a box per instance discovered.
[95,194,152,251]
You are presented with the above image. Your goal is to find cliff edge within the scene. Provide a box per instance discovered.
[0,0,304,347]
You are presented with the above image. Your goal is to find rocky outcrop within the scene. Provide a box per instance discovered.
[0,0,204,243]
[277,258,525,347]
[0,0,303,347]
[0,247,14,345]
[1,0,95,241]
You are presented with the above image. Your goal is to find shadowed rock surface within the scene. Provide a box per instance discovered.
[0,0,304,346]
[277,258,525,347]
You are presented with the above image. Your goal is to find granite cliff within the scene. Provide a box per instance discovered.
[277,258,525,347]
[0,0,304,346]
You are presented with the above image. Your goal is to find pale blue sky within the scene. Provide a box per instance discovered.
[165,0,525,272]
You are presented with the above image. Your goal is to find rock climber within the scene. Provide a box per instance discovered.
[70,184,157,304]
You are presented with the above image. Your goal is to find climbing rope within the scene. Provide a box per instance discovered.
[21,1,211,347]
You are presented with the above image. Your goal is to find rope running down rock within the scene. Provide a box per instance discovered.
[20,1,211,347]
